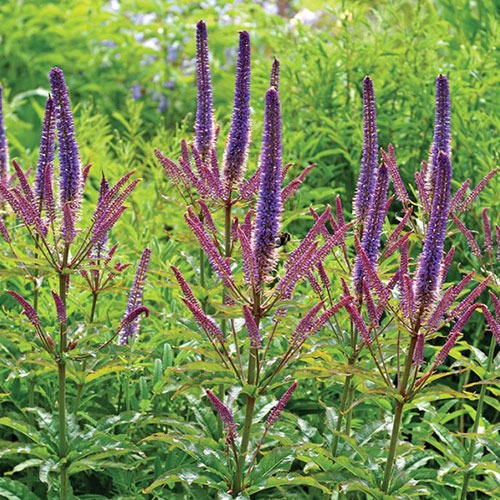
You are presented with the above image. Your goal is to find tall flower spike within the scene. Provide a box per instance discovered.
[253,87,282,285]
[223,31,251,189]
[34,96,56,207]
[194,21,215,161]
[118,248,151,345]
[206,390,238,446]
[426,75,451,202]
[353,162,389,293]
[49,68,82,212]
[0,86,9,182]
[414,151,452,313]
[353,76,378,226]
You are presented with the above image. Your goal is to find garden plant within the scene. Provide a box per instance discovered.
[0,3,499,500]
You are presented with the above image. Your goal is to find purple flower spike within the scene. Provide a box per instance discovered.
[49,68,82,212]
[414,151,452,313]
[206,390,238,446]
[426,75,451,201]
[253,88,282,285]
[353,162,389,293]
[266,381,298,428]
[353,76,378,226]
[270,58,280,89]
[195,21,215,161]
[34,96,56,207]
[119,248,151,345]
[0,86,9,182]
[223,31,251,189]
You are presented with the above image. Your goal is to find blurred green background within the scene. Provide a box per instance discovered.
[1,0,498,215]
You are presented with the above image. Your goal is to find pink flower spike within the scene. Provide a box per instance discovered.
[481,208,493,255]
[197,199,218,235]
[286,205,331,269]
[435,303,480,366]
[290,301,324,348]
[12,159,36,208]
[206,390,238,446]
[450,179,471,211]
[185,207,234,288]
[413,333,425,367]
[238,228,259,287]
[51,290,67,324]
[451,214,481,259]
[489,292,500,319]
[7,291,41,327]
[243,306,262,348]
[448,275,491,320]
[62,202,76,244]
[459,168,499,212]
[171,266,198,305]
[381,144,410,205]
[240,166,262,201]
[266,381,298,428]
[345,301,372,345]
[0,217,11,243]
[481,305,500,345]
[182,298,225,344]
[414,171,430,214]
[281,163,315,202]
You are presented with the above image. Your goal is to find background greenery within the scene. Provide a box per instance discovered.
[0,0,498,498]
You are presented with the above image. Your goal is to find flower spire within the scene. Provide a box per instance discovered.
[266,381,298,428]
[194,20,215,162]
[206,390,238,446]
[353,76,378,227]
[34,96,56,207]
[0,86,9,183]
[49,68,82,213]
[253,87,282,285]
[353,162,389,292]
[118,247,151,345]
[426,75,451,201]
[223,30,251,190]
[414,151,452,313]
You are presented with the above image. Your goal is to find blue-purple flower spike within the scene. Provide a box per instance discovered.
[119,247,151,345]
[49,68,82,209]
[426,75,451,200]
[353,76,378,226]
[0,86,9,182]
[194,21,215,161]
[34,96,56,206]
[253,87,282,285]
[414,151,452,313]
[353,162,389,292]
[223,30,251,189]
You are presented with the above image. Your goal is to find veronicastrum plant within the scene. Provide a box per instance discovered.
[326,74,500,495]
[149,21,352,496]
[0,69,150,498]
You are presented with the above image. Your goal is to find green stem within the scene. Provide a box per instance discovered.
[381,400,405,494]
[233,289,260,495]
[459,333,497,500]
[381,334,417,493]
[58,247,69,500]
[332,367,353,457]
